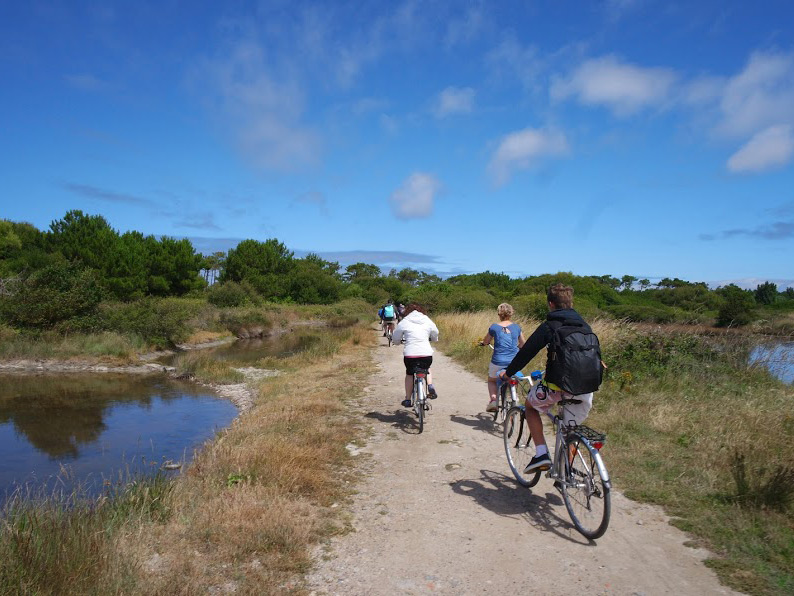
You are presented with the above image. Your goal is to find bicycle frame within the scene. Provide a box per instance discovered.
[545,405,610,488]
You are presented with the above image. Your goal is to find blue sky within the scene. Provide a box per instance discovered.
[1,0,793,289]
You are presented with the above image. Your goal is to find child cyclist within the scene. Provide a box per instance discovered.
[499,284,601,473]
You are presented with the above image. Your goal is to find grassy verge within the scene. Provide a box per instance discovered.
[0,320,375,594]
[436,311,794,595]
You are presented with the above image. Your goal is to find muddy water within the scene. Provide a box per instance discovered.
[0,374,236,498]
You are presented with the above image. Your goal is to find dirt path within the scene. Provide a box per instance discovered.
[306,331,738,595]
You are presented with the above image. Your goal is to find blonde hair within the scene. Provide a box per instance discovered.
[497,303,514,321]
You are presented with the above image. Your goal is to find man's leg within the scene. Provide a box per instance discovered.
[524,406,546,448]
[523,403,551,472]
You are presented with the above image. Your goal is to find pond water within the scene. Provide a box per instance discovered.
[193,331,324,363]
[0,374,237,499]
[749,342,794,384]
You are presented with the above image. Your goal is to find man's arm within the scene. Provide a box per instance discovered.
[504,323,548,377]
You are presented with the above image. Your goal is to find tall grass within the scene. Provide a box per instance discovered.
[436,311,794,595]
[0,475,173,595]
[0,330,145,362]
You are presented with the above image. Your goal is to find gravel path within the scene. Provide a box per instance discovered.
[306,330,738,595]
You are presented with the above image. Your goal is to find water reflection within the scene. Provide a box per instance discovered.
[749,342,794,384]
[181,331,323,364]
[0,374,237,497]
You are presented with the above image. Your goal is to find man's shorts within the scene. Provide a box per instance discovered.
[526,383,593,426]
[404,356,432,375]
[383,317,395,323]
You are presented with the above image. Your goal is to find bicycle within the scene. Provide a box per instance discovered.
[410,367,430,433]
[503,379,611,539]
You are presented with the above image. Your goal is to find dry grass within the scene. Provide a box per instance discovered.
[117,323,375,594]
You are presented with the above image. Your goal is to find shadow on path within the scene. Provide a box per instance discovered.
[364,409,423,435]
[449,413,502,437]
[450,468,593,545]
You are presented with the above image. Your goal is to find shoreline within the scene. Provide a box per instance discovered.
[0,337,272,412]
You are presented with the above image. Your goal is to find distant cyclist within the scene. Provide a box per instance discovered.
[392,303,439,407]
[500,284,602,473]
[480,303,525,413]
[381,299,397,337]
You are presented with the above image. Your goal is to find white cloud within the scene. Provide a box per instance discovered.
[198,39,321,172]
[444,4,485,48]
[488,127,569,186]
[551,55,677,116]
[485,37,544,91]
[389,173,441,219]
[716,51,794,139]
[727,124,794,173]
[433,86,475,118]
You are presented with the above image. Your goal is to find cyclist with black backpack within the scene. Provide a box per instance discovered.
[499,283,604,473]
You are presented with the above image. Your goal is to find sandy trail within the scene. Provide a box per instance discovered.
[306,330,738,595]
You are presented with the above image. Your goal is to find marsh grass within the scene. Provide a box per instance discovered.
[0,330,145,362]
[437,311,794,595]
[171,350,246,384]
[0,474,173,595]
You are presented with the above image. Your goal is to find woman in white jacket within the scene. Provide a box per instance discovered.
[392,303,440,407]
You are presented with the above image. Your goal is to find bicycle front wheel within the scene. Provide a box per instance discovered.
[561,436,611,539]
[503,406,540,487]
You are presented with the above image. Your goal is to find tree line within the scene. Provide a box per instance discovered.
[1,211,792,332]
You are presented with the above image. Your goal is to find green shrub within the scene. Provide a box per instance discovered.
[0,263,105,329]
[218,308,273,337]
[605,304,678,323]
[207,280,261,308]
[99,297,199,348]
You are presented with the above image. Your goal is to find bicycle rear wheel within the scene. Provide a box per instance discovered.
[414,379,425,434]
[503,406,540,487]
[561,436,611,539]
[387,328,392,347]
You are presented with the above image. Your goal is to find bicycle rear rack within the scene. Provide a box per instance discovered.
[566,424,607,444]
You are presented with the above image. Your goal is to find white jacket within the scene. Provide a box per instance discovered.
[393,311,439,357]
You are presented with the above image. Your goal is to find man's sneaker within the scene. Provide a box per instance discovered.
[523,453,552,473]
[401,399,412,408]
[485,399,499,413]
[428,387,438,399]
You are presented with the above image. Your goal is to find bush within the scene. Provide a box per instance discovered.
[98,297,199,348]
[206,280,261,308]
[605,304,678,323]
[0,263,105,329]
[717,286,757,327]
[218,308,273,338]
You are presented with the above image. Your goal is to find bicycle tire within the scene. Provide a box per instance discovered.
[499,383,514,424]
[414,378,425,434]
[503,406,540,487]
[387,329,392,347]
[493,382,507,422]
[561,435,611,539]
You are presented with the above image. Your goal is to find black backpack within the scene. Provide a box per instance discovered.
[544,319,603,395]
